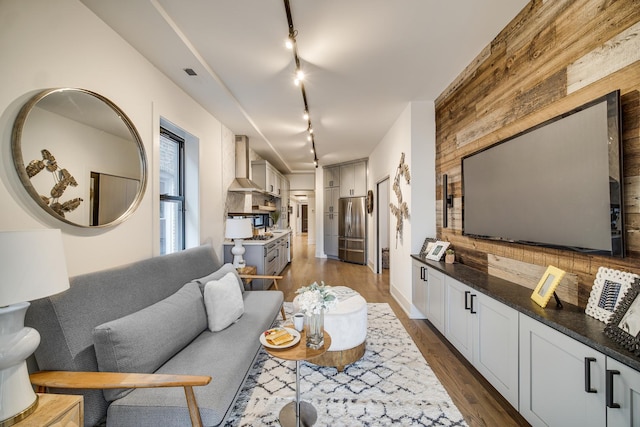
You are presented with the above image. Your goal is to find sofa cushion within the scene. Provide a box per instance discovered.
[204,272,245,331]
[193,263,244,294]
[106,289,285,427]
[93,282,207,402]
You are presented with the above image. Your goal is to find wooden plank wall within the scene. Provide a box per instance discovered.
[435,0,640,308]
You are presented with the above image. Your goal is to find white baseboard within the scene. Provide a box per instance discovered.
[390,284,427,320]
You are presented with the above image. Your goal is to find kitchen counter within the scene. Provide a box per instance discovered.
[224,231,291,290]
[411,254,640,373]
[223,229,291,246]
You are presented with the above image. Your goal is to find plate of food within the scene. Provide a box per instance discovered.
[260,327,300,349]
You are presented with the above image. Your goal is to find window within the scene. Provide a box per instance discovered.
[160,128,185,255]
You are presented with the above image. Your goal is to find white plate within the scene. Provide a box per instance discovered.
[260,327,301,349]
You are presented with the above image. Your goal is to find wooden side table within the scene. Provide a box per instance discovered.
[237,265,257,289]
[14,393,83,427]
[264,330,331,427]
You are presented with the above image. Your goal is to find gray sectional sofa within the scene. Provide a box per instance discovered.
[25,244,284,427]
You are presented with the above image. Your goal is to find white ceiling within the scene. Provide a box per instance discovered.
[80,0,528,173]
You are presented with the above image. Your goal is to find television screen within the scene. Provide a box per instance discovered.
[462,91,623,257]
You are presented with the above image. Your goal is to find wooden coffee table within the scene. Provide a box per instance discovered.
[263,330,331,427]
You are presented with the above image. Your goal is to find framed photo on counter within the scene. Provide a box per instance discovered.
[426,241,450,261]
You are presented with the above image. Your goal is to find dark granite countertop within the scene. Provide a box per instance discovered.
[411,254,640,372]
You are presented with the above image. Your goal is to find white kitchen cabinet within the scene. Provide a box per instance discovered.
[324,166,340,188]
[324,212,339,258]
[473,290,519,408]
[445,277,474,361]
[324,187,340,214]
[606,357,640,426]
[426,268,446,334]
[252,160,281,197]
[519,314,606,427]
[324,171,340,258]
[339,161,367,198]
[412,259,428,317]
[445,277,519,408]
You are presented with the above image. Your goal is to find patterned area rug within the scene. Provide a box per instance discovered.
[224,303,467,426]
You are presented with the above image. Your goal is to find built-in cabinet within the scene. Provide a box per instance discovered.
[520,314,605,427]
[252,159,290,228]
[413,257,640,426]
[324,185,339,257]
[323,166,342,259]
[412,260,445,332]
[606,358,640,427]
[323,161,367,258]
[252,160,287,198]
[444,275,519,408]
[324,166,340,188]
[339,161,367,198]
[520,314,640,427]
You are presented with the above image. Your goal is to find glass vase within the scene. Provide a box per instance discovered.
[306,310,324,349]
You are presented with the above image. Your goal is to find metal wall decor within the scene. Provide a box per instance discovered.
[26,149,83,218]
[389,152,410,246]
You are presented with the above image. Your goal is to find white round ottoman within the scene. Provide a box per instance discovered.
[294,286,367,371]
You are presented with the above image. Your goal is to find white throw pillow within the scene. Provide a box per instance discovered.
[204,271,244,331]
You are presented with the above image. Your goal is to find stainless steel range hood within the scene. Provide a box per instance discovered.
[228,135,264,193]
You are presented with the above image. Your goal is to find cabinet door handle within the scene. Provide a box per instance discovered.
[420,267,425,281]
[584,357,597,393]
[470,294,477,314]
[606,369,621,408]
[464,291,471,310]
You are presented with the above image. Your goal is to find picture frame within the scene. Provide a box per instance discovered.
[530,265,566,308]
[426,240,450,261]
[586,267,637,323]
[605,278,640,355]
[419,237,437,258]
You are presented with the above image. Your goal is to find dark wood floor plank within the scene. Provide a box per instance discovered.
[277,234,530,427]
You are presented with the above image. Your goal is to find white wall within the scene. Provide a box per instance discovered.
[368,101,435,318]
[0,0,227,275]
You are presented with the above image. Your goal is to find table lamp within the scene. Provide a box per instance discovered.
[0,229,70,425]
[225,218,253,268]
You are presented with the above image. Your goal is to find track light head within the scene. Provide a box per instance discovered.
[303,110,309,120]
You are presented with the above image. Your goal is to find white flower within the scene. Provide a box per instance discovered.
[295,281,337,315]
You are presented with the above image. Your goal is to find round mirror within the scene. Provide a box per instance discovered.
[12,88,147,228]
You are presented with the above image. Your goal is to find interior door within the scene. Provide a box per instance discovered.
[301,204,308,232]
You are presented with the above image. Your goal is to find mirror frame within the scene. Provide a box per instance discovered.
[11,88,148,228]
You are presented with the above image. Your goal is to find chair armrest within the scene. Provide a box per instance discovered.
[31,371,211,427]
[238,274,283,280]
[30,371,211,389]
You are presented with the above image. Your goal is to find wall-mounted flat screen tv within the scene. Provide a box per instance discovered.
[462,90,624,257]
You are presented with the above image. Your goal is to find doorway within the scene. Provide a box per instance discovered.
[376,177,390,273]
[301,204,308,233]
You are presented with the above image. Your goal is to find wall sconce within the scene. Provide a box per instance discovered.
[443,174,454,228]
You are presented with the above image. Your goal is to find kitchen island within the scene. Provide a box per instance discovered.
[223,230,291,290]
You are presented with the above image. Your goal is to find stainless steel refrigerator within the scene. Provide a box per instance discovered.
[338,197,366,264]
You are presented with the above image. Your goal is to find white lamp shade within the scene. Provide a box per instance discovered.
[225,218,253,239]
[0,229,70,306]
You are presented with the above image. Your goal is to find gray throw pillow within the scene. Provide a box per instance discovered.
[92,282,207,401]
[193,263,245,294]
[204,272,245,332]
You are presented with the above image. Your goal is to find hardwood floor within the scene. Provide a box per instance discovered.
[278,234,530,427]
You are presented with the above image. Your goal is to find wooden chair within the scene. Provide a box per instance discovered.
[238,274,286,320]
[30,371,211,427]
